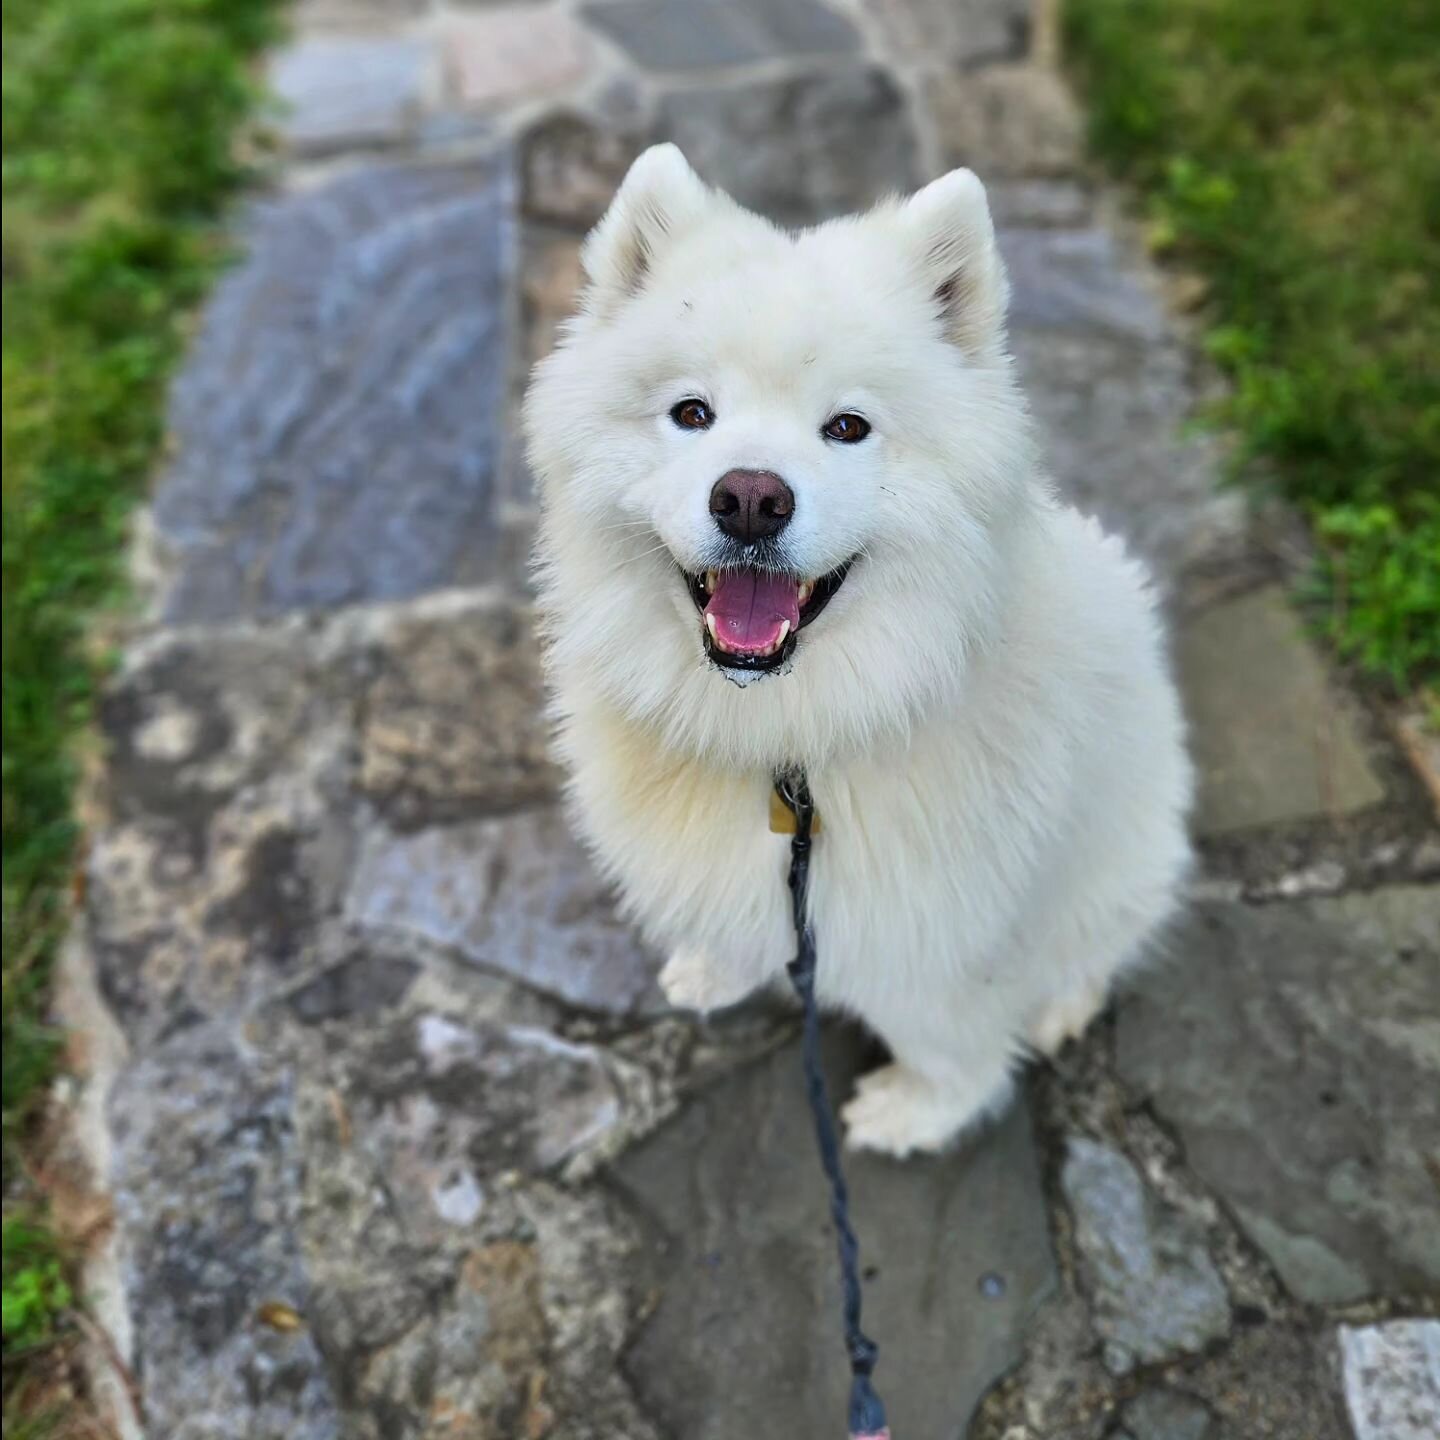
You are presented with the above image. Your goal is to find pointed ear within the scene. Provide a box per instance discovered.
[581,144,712,312]
[900,169,1008,356]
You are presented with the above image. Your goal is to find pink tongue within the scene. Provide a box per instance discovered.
[704,571,801,653]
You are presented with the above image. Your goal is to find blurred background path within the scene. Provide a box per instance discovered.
[51,1,1438,1436]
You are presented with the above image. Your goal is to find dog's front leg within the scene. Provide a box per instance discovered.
[659,944,764,1014]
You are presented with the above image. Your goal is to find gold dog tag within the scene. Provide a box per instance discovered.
[769,789,822,836]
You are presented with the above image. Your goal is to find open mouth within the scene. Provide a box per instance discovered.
[683,561,853,673]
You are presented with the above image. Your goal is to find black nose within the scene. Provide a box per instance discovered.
[709,469,795,544]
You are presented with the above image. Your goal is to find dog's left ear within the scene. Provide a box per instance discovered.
[582,144,712,314]
[900,169,1009,356]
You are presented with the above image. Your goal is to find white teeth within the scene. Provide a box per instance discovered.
[703,614,792,659]
[797,580,814,606]
[705,570,718,594]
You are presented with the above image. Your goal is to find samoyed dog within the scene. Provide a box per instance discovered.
[524,146,1192,1156]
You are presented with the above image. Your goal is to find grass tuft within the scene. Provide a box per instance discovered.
[2,0,282,1423]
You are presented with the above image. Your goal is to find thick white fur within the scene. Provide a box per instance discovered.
[524,146,1193,1156]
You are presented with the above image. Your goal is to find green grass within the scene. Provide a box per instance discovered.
[2,0,281,1420]
[1066,0,1440,690]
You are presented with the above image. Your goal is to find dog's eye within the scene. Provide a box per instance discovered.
[671,399,715,430]
[823,412,871,444]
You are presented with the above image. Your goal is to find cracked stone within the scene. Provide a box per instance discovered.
[358,591,560,827]
[1177,586,1387,833]
[1340,1319,1440,1440]
[1061,1137,1231,1373]
[269,33,438,156]
[655,65,921,227]
[347,809,663,1014]
[102,962,658,1438]
[612,1027,1056,1436]
[151,158,513,621]
[582,0,859,72]
[282,947,422,1026]
[281,981,658,1438]
[315,1007,625,1224]
[1116,890,1440,1305]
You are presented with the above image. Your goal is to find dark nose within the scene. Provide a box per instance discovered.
[709,469,795,544]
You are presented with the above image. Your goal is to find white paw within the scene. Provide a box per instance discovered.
[1027,981,1108,1057]
[841,1064,992,1159]
[658,947,752,1014]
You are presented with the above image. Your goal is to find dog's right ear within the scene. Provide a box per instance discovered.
[581,144,711,313]
[899,168,1009,357]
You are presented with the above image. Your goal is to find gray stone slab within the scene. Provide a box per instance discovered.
[930,63,1082,177]
[1122,1386,1223,1440]
[357,591,560,828]
[109,1026,343,1440]
[269,33,436,155]
[867,0,1029,67]
[347,809,664,1014]
[295,0,429,23]
[1340,1319,1440,1440]
[1062,1138,1230,1374]
[988,178,1095,229]
[152,158,514,621]
[319,1006,625,1189]
[1001,220,1246,579]
[1116,890,1440,1305]
[612,1028,1055,1437]
[582,0,859,72]
[1013,330,1240,581]
[444,5,595,109]
[91,625,360,1043]
[1004,225,1168,342]
[655,64,921,228]
[104,993,648,1438]
[1177,586,1387,834]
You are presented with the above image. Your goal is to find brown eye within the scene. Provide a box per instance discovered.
[671,399,715,430]
[823,412,871,443]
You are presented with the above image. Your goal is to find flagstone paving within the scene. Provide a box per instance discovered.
[54,2,1438,1438]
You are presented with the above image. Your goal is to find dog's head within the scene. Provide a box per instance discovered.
[526,145,1037,767]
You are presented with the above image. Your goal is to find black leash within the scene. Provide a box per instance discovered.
[774,768,890,1440]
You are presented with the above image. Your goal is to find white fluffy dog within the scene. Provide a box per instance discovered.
[524,146,1192,1156]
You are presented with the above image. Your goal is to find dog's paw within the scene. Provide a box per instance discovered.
[841,1064,975,1158]
[659,947,752,1014]
[1027,981,1108,1057]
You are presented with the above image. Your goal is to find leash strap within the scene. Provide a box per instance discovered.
[774,769,890,1440]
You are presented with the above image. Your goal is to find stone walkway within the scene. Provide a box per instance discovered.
[52,2,1439,1438]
